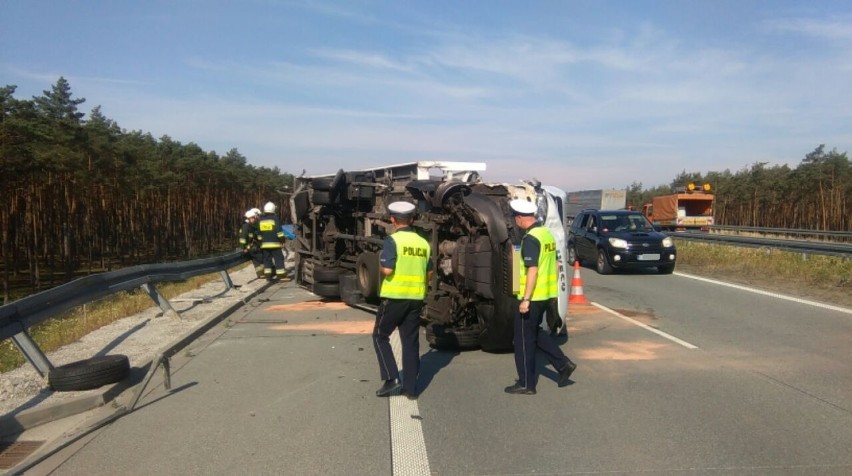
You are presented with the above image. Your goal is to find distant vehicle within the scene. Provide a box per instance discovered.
[289,161,571,351]
[567,209,676,274]
[564,189,628,220]
[642,183,714,231]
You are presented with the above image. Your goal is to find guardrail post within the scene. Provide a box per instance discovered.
[140,283,178,318]
[162,356,172,390]
[11,330,54,378]
[219,270,234,290]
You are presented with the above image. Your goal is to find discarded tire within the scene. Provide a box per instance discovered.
[48,354,130,392]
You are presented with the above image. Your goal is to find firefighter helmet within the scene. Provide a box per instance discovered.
[263,202,276,213]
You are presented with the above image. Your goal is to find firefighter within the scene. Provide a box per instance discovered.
[504,199,576,395]
[239,208,264,278]
[257,202,287,281]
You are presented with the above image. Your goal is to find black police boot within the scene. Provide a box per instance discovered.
[504,382,536,395]
[376,379,401,397]
[558,359,577,387]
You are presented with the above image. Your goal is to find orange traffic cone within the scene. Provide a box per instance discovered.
[568,260,590,305]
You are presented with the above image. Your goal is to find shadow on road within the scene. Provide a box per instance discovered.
[417,348,458,394]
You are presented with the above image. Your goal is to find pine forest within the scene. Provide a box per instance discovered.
[2,77,851,303]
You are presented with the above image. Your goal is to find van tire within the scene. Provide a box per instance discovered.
[339,272,363,305]
[425,324,481,350]
[48,354,130,392]
[313,190,332,205]
[356,252,381,298]
[313,266,342,283]
[313,281,340,298]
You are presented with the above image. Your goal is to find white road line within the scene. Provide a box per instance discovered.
[388,330,431,476]
[591,302,700,349]
[675,272,852,316]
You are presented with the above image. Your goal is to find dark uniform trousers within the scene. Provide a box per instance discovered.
[514,299,570,389]
[373,298,422,394]
[263,248,285,277]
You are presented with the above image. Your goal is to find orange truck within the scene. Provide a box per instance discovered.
[642,183,715,231]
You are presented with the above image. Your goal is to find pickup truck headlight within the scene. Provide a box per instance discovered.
[662,237,673,248]
[608,237,628,249]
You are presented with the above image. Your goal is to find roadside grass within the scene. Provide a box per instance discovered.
[674,240,852,308]
[0,269,237,373]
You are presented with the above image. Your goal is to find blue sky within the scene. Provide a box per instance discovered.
[3,1,851,190]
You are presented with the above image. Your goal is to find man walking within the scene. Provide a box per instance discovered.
[505,199,576,395]
[373,201,432,399]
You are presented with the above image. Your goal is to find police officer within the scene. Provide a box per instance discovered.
[505,199,577,395]
[239,208,264,278]
[257,201,287,281]
[373,201,433,399]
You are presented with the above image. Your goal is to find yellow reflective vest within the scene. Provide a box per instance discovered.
[518,226,558,301]
[380,230,430,299]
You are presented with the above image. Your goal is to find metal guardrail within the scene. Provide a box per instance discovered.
[710,225,852,241]
[671,231,852,257]
[0,251,248,378]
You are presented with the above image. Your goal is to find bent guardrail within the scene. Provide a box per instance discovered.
[0,251,248,378]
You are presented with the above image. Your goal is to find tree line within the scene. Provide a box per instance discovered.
[3,78,850,302]
[626,145,851,231]
[1,78,294,302]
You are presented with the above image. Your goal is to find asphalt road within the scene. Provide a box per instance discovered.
[26,269,852,475]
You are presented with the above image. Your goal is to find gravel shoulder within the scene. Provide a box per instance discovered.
[0,264,268,418]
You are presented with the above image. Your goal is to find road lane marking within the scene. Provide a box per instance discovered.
[388,330,431,476]
[675,272,852,316]
[267,321,373,333]
[265,301,350,311]
[591,302,699,349]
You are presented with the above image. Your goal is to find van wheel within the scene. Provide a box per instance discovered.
[356,252,380,298]
[659,264,675,274]
[425,324,481,350]
[48,354,130,392]
[339,272,363,305]
[313,265,342,283]
[313,281,340,298]
[596,250,613,275]
[313,190,332,205]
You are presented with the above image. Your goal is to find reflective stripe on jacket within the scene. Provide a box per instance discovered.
[257,214,285,249]
[518,226,558,301]
[239,221,258,248]
[380,230,430,299]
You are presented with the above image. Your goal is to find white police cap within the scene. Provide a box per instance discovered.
[388,201,416,218]
[509,199,537,216]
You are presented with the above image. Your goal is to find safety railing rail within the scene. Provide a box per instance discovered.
[0,251,247,377]
[671,231,852,257]
[710,225,852,241]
